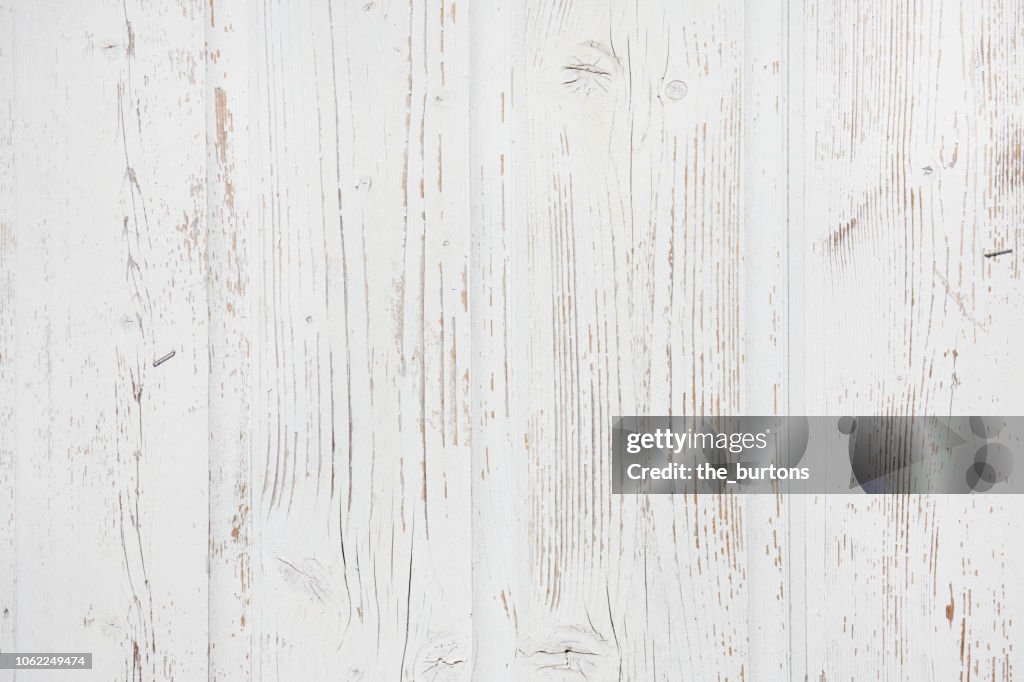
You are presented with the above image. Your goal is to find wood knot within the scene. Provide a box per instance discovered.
[517,625,615,678]
[413,635,469,681]
[561,41,619,95]
[273,553,345,614]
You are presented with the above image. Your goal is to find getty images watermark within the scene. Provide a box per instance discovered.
[612,416,1024,494]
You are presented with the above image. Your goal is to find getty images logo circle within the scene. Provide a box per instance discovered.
[838,416,1015,493]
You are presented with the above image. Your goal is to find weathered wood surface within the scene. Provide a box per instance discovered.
[793,2,1024,680]
[2,1,210,680]
[1,1,1022,680]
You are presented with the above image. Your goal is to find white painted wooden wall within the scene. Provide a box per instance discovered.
[2,1,1023,680]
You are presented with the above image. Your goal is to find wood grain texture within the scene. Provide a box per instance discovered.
[742,0,793,677]
[244,1,471,679]
[3,1,210,680]
[3,1,1024,680]
[476,1,754,679]
[794,1,1024,679]
[206,0,252,679]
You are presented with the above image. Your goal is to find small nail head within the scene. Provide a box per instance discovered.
[153,350,176,367]
[665,79,688,100]
[984,248,1013,259]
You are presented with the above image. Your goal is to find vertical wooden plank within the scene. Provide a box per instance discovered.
[0,0,14,676]
[469,0,519,678]
[608,3,751,676]
[780,3,811,676]
[248,1,471,678]
[795,0,1024,678]
[206,0,252,679]
[475,1,752,678]
[741,0,794,678]
[248,6,351,675]
[9,0,209,679]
